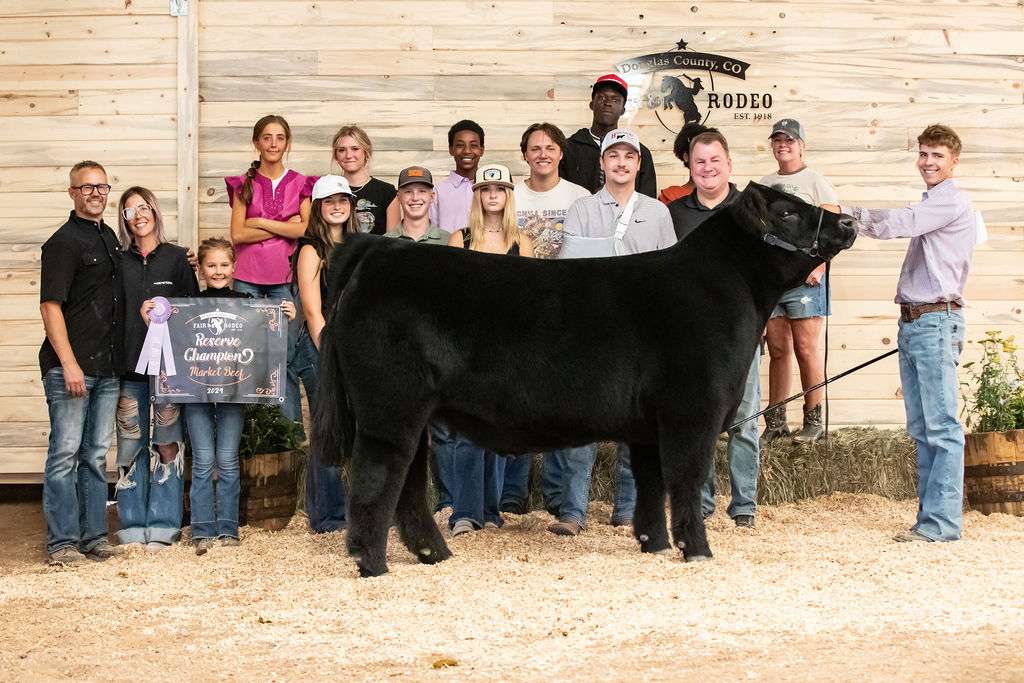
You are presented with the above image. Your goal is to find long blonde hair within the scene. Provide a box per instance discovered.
[466,186,519,253]
[331,124,374,174]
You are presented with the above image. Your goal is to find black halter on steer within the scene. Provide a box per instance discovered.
[762,205,825,258]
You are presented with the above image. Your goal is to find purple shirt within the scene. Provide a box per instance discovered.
[428,170,474,233]
[842,178,974,306]
[225,170,313,285]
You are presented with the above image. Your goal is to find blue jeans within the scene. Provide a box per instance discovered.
[898,308,966,541]
[42,367,119,554]
[703,352,761,519]
[611,443,636,525]
[295,327,347,533]
[185,402,244,540]
[449,431,504,530]
[544,445,598,527]
[500,454,532,511]
[114,379,185,545]
[429,417,455,511]
[232,280,300,425]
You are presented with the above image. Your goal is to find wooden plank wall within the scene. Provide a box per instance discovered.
[0,0,180,479]
[2,0,1023,478]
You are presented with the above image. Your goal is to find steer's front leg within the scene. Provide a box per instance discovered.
[662,429,716,561]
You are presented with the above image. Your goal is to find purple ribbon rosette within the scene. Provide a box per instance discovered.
[135,296,176,376]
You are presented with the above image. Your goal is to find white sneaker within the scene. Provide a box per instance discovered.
[146,541,169,554]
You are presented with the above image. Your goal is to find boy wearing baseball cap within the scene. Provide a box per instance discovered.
[559,74,657,198]
[556,128,674,534]
[385,166,448,245]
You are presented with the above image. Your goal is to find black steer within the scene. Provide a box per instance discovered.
[311,182,857,577]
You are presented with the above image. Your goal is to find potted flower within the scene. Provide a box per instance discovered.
[959,330,1024,515]
[236,403,304,530]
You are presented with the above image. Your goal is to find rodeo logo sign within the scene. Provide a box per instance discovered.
[616,38,774,132]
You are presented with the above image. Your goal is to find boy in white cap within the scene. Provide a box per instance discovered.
[557,129,674,533]
[560,74,657,198]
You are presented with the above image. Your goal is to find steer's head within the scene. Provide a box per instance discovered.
[732,182,857,262]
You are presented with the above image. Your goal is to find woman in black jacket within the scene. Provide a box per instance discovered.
[113,186,198,552]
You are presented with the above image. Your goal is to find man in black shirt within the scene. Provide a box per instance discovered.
[39,160,125,565]
[667,132,760,530]
[559,74,657,198]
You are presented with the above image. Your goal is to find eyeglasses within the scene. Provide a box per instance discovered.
[71,184,112,196]
[122,205,153,220]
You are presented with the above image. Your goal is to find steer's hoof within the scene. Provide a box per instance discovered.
[684,554,713,563]
[417,544,452,565]
[653,548,676,557]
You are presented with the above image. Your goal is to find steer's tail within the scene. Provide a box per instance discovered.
[309,319,354,468]
[309,234,389,467]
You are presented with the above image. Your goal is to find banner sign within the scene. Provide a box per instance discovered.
[149,297,287,404]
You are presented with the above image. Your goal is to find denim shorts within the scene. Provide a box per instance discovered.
[771,278,830,319]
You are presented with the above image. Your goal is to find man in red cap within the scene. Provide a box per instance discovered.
[559,74,657,198]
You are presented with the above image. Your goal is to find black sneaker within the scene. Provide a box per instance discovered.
[734,514,755,529]
[499,501,528,515]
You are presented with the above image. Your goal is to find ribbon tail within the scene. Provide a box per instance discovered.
[135,324,159,375]
[160,323,176,376]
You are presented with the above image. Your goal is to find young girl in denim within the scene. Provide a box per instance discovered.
[291,175,359,533]
[226,115,313,426]
[115,187,199,552]
[186,238,295,555]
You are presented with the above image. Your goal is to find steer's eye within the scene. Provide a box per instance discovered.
[779,209,796,218]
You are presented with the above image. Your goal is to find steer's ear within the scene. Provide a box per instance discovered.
[732,182,769,236]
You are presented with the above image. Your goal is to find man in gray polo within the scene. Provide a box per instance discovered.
[558,129,674,532]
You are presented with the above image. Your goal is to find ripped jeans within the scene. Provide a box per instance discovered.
[114,379,184,545]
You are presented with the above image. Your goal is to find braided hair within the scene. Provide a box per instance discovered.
[240,114,292,206]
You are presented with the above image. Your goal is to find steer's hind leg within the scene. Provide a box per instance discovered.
[346,430,415,577]
[629,442,671,554]
[661,429,717,561]
[396,429,451,565]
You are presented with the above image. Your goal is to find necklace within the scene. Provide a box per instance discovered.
[483,228,501,233]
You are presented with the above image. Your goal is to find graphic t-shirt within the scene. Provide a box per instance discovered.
[350,176,397,235]
[513,178,590,259]
[758,167,837,206]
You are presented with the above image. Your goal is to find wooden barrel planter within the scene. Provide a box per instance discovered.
[964,429,1024,516]
[238,450,300,531]
[184,449,300,531]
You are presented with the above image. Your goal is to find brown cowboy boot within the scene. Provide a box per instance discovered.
[759,404,790,446]
[792,403,824,444]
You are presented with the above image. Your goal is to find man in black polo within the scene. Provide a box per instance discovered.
[559,73,657,198]
[667,132,760,529]
[39,160,125,565]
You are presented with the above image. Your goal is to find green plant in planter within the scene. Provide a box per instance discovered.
[238,403,304,458]
[960,330,1024,433]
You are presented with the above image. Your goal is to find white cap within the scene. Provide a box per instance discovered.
[600,128,641,155]
[311,175,355,201]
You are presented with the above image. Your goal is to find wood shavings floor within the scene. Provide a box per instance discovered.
[2,493,1022,681]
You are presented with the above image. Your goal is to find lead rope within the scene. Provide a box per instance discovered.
[823,259,830,449]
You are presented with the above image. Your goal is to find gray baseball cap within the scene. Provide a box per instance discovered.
[770,119,805,142]
[397,166,433,188]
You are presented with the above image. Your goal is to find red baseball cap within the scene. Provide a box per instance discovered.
[592,73,628,100]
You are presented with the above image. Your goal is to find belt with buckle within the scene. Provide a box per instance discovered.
[899,301,961,323]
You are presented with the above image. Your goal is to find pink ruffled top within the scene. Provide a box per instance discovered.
[224,170,314,285]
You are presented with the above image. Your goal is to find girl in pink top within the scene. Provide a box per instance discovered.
[225,114,313,423]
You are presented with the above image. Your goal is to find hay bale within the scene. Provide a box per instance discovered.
[519,428,917,512]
